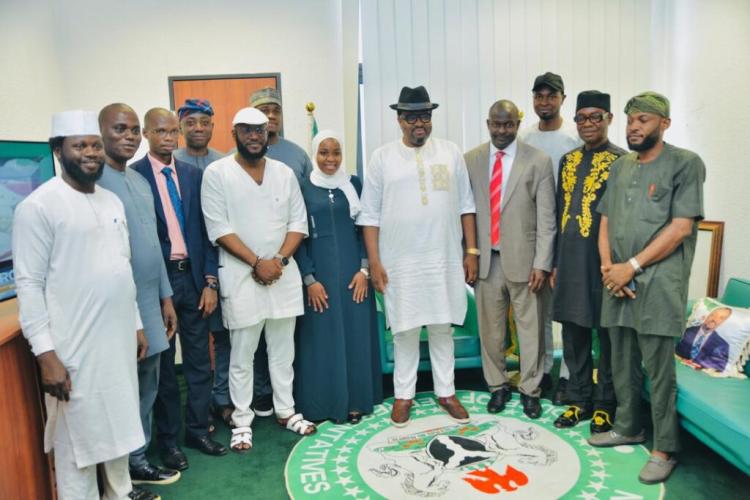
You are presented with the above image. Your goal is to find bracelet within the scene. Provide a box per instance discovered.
[629,257,643,274]
[465,248,480,256]
[253,256,261,268]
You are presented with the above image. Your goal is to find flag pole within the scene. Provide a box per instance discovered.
[306,102,317,156]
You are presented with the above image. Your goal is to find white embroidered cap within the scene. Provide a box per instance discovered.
[50,110,100,137]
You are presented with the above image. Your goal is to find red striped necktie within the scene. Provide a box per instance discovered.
[490,150,505,246]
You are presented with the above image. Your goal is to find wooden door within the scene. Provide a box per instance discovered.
[169,74,280,154]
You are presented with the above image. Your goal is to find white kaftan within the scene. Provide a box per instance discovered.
[13,177,144,468]
[358,138,476,333]
[201,156,308,329]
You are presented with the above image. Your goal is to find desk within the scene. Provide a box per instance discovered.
[0,299,55,499]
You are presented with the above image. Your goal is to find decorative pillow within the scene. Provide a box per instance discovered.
[676,297,750,378]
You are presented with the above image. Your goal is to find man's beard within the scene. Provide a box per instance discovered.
[235,135,268,161]
[61,154,104,185]
[628,128,660,152]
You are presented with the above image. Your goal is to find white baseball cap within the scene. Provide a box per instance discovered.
[232,107,269,126]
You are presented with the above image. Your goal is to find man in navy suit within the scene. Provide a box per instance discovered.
[676,307,731,371]
[132,108,227,471]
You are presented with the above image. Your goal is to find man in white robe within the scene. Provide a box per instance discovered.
[201,107,314,452]
[359,86,479,427]
[13,110,145,499]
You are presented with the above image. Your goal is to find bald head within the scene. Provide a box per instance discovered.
[98,103,141,167]
[143,107,179,162]
[487,100,521,150]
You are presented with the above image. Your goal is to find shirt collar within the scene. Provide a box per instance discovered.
[148,152,174,170]
[489,138,518,159]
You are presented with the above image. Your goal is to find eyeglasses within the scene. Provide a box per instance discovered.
[402,112,432,124]
[151,128,180,138]
[573,113,607,124]
[236,124,268,136]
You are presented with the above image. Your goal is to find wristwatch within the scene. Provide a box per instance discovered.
[206,281,219,290]
[359,267,370,279]
[275,253,289,267]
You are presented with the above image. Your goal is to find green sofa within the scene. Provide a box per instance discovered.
[643,277,750,475]
[375,288,521,374]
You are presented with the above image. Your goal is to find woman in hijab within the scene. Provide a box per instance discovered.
[294,130,383,424]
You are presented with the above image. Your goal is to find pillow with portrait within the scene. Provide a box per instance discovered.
[676,298,750,378]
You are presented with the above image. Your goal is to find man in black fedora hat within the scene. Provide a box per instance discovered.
[359,85,479,427]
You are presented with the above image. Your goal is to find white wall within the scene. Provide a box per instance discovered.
[652,0,750,292]
[0,0,354,163]
[361,0,653,160]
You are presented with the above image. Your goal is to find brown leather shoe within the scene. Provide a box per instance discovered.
[390,399,413,428]
[438,395,470,423]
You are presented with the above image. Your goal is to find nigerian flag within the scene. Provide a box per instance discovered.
[306,102,318,156]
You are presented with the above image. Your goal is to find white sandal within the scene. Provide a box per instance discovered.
[279,413,317,436]
[230,426,253,453]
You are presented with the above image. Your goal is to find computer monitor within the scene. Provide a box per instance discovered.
[0,140,56,301]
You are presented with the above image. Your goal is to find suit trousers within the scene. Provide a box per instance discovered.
[155,268,212,449]
[211,329,231,408]
[229,317,297,428]
[54,411,131,500]
[476,252,545,397]
[561,322,615,410]
[610,327,680,453]
[129,353,160,467]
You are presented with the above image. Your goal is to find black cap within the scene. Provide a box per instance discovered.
[576,90,610,112]
[532,72,565,93]
[389,86,440,111]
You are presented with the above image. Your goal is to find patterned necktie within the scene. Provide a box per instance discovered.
[161,167,186,237]
[490,151,505,246]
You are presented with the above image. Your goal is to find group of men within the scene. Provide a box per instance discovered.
[361,74,704,486]
[13,71,704,499]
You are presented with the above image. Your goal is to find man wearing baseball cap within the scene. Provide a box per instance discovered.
[589,91,705,485]
[519,72,583,404]
[13,110,145,498]
[201,107,315,453]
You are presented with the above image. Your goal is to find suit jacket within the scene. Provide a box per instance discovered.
[677,325,730,371]
[464,140,556,282]
[131,155,218,293]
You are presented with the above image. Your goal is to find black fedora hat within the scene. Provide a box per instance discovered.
[389,86,439,111]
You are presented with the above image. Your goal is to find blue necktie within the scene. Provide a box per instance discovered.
[691,331,707,358]
[161,167,185,237]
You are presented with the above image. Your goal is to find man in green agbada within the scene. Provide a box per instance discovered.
[587,91,705,485]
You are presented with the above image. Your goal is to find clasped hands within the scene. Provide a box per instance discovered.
[601,262,636,299]
[252,257,283,286]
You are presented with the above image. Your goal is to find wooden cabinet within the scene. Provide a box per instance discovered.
[0,299,55,500]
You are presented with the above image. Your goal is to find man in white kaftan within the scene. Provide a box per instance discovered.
[359,86,478,427]
[13,111,144,500]
[201,107,314,452]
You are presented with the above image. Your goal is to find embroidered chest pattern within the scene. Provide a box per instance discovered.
[561,150,618,238]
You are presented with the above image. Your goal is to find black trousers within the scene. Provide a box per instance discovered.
[155,268,212,449]
[561,322,615,411]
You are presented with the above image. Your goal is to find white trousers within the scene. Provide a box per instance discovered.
[229,317,296,427]
[544,301,569,378]
[54,412,131,500]
[393,323,455,399]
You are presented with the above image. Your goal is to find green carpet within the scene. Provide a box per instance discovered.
[146,368,749,499]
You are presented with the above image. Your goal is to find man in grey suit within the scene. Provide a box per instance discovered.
[465,100,556,419]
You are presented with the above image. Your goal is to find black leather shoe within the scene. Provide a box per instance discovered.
[553,378,569,406]
[160,447,188,471]
[487,387,512,414]
[520,394,542,419]
[590,409,615,434]
[554,405,593,428]
[129,486,162,500]
[130,463,180,485]
[185,433,228,456]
